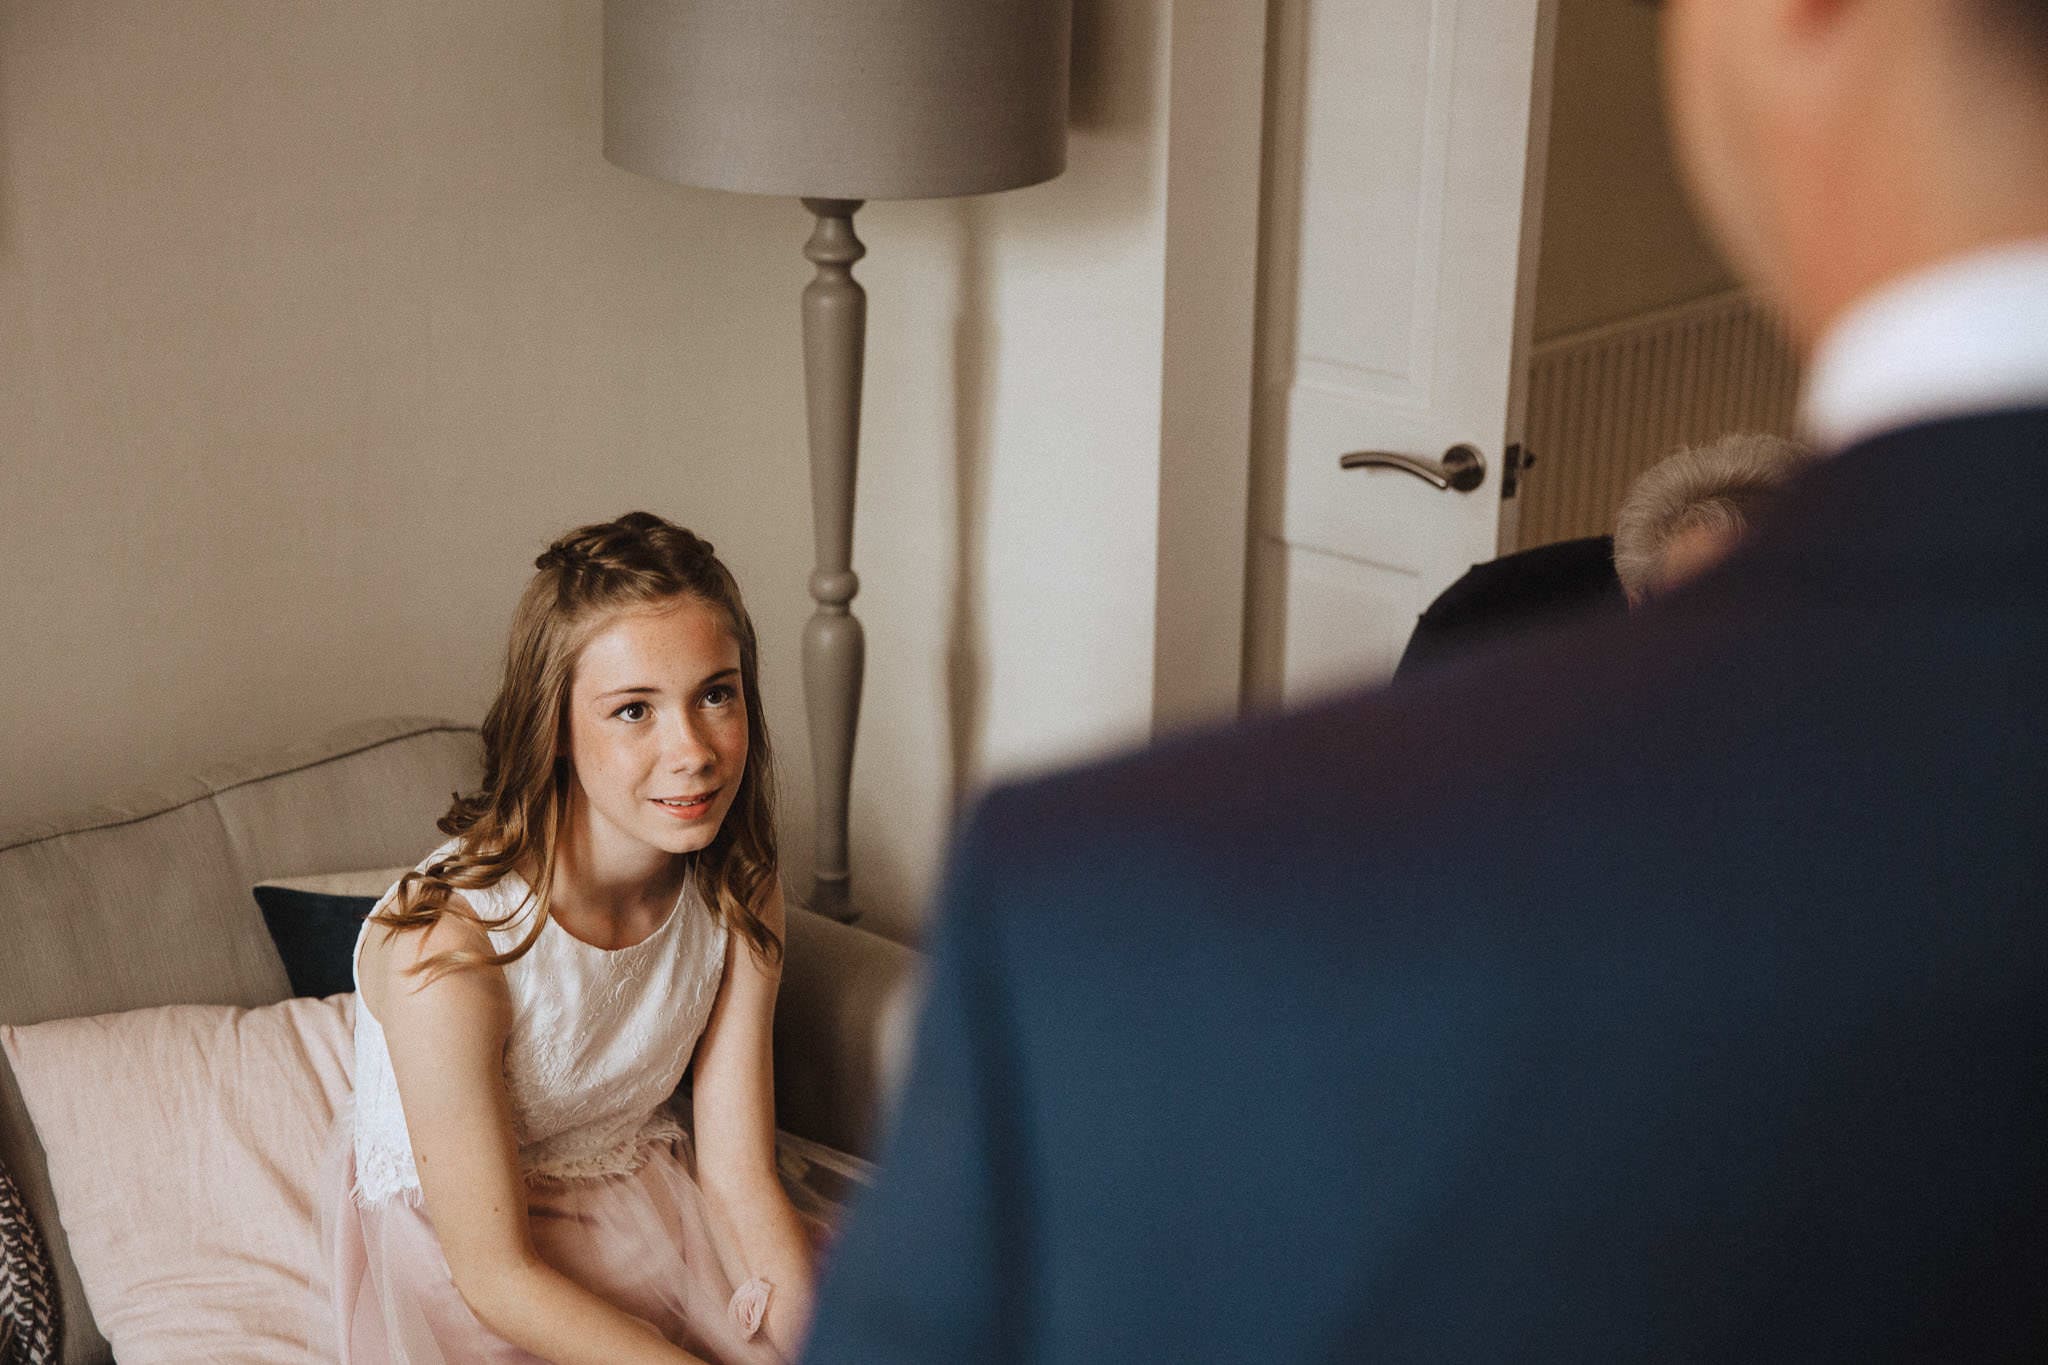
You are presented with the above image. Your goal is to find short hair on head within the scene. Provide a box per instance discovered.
[1612,431,1815,601]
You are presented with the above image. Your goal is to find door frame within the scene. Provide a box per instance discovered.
[1149,0,1273,736]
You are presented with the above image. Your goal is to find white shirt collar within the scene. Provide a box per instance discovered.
[1801,237,2048,452]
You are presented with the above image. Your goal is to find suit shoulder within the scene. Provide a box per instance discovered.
[959,591,1715,881]
[962,659,1499,858]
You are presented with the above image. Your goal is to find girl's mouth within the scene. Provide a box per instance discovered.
[651,791,717,819]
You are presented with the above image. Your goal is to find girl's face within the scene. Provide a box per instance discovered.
[562,597,749,864]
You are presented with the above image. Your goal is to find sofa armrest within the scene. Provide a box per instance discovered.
[772,906,921,1159]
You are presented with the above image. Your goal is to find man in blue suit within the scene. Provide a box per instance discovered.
[804,0,2048,1357]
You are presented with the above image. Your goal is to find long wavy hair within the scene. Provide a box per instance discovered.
[372,511,781,978]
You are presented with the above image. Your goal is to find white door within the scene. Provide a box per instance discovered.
[1246,0,1558,705]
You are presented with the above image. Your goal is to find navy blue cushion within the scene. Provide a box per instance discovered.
[251,886,375,999]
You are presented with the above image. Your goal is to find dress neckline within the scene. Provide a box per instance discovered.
[501,866,691,956]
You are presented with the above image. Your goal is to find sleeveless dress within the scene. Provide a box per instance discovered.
[321,840,788,1364]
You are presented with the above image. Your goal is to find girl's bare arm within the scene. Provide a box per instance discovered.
[689,884,818,1356]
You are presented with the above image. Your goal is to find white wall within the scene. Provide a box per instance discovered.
[825,0,1185,933]
[0,1,1258,939]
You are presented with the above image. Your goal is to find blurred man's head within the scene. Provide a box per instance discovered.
[1660,0,2048,349]
[1613,433,1815,606]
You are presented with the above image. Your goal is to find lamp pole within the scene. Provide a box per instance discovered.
[798,198,867,922]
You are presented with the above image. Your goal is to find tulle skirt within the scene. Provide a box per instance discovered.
[321,1126,834,1364]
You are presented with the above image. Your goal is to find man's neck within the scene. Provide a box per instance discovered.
[1799,218,2048,360]
[1800,235,2048,450]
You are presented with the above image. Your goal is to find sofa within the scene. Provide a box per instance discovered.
[0,716,919,1364]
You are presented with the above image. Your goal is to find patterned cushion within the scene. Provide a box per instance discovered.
[0,1152,61,1365]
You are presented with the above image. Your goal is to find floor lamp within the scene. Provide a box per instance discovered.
[602,0,1071,923]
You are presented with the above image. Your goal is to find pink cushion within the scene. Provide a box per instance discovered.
[0,995,353,1364]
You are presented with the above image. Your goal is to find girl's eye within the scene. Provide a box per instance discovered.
[615,701,651,722]
[702,684,737,707]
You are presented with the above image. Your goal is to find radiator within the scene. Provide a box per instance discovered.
[1516,290,1803,548]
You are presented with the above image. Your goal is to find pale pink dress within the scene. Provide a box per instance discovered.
[321,841,790,1363]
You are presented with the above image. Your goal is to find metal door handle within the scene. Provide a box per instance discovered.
[1339,443,1486,492]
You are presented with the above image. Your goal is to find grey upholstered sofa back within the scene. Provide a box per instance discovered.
[0,716,484,1365]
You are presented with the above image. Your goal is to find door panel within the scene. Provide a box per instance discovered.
[1249,0,1557,706]
[1250,535,1416,702]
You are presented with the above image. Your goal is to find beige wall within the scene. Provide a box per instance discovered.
[1532,0,1736,341]
[0,1,815,854]
[1,1,1256,939]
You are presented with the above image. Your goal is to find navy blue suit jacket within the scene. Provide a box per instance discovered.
[803,410,2048,1362]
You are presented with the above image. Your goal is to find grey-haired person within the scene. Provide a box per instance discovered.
[1613,432,1815,605]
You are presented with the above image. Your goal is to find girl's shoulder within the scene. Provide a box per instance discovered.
[357,895,494,979]
[355,902,509,1045]
[356,839,516,1022]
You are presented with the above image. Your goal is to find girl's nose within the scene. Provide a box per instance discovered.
[664,714,716,774]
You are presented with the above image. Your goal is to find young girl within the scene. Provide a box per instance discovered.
[327,512,815,1364]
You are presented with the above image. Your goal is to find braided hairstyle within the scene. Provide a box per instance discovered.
[373,511,781,977]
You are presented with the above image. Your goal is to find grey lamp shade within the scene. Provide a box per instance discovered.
[603,0,1070,201]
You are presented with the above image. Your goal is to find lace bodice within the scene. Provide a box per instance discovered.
[350,840,728,1205]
